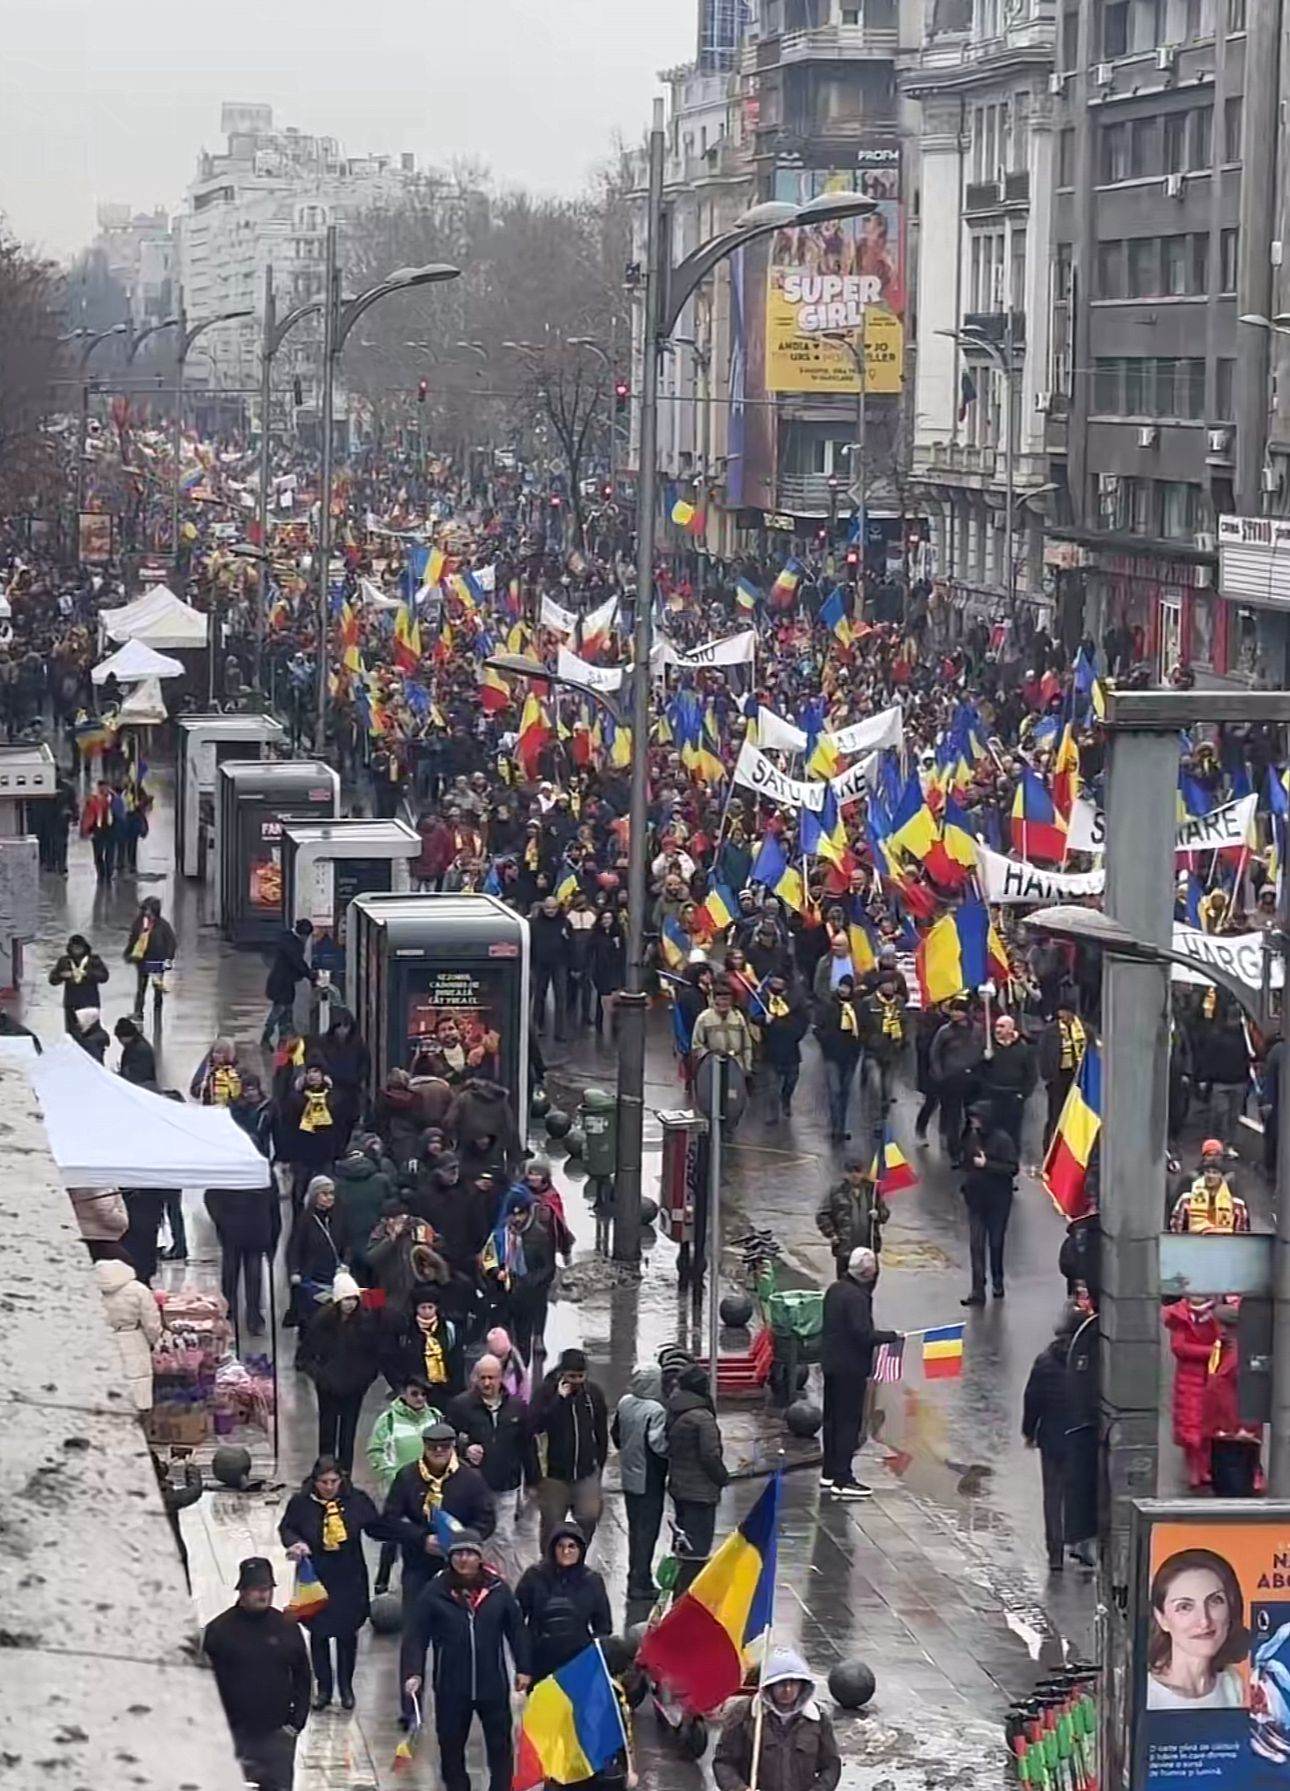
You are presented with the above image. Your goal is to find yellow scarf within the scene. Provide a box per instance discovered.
[524,838,540,869]
[1058,1015,1085,1071]
[320,1498,348,1550]
[129,922,151,961]
[877,994,902,1040]
[211,1064,242,1106]
[767,994,789,1019]
[420,1322,447,1385]
[1202,985,1218,1020]
[1187,1175,1236,1232]
[418,1452,460,1518]
[299,1088,333,1133]
[839,1001,857,1036]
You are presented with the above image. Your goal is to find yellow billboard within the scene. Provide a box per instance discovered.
[764,292,903,395]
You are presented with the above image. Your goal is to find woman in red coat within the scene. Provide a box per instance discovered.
[1163,1296,1220,1489]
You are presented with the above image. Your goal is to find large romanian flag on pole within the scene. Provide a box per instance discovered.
[513,1640,628,1791]
[637,1473,781,1713]
[1042,1041,1102,1219]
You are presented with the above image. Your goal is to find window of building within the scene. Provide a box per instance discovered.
[1013,91,1030,171]
[1131,0,1165,48]
[1160,481,1200,539]
[1220,227,1239,291]
[1130,479,1155,535]
[1163,113,1186,175]
[1097,240,1124,298]
[841,5,860,19]
[1061,4,1080,67]
[1055,242,1074,302]
[1128,237,1158,296]
[1224,96,1243,162]
[1124,359,1149,413]
[1010,227,1027,311]
[1101,123,1129,183]
[1094,358,1122,411]
[1191,233,1209,292]
[1185,0,1216,33]
[1227,0,1246,29]
[1163,235,1189,295]
[1059,127,1076,187]
[1190,105,1213,168]
[1131,118,1155,177]
[1216,357,1235,418]
[1102,0,1128,56]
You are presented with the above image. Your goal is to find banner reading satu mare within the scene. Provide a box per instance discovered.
[732,740,825,811]
[1069,792,1258,857]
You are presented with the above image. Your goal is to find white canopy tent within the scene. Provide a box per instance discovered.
[100,584,209,649]
[115,677,169,726]
[28,1041,266,1189]
[92,638,185,686]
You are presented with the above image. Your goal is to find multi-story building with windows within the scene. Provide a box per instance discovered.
[1045,0,1255,678]
[904,0,1058,626]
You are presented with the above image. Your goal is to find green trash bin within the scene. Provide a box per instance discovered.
[768,1289,824,1406]
[579,1087,618,1180]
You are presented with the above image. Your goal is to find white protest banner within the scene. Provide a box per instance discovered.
[673,628,758,669]
[539,594,578,636]
[1070,791,1257,858]
[555,646,625,694]
[825,705,904,759]
[733,740,825,811]
[580,593,620,642]
[977,845,1105,905]
[756,707,808,754]
[830,752,878,807]
[1172,925,1282,991]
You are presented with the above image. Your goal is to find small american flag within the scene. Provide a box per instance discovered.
[873,1338,905,1383]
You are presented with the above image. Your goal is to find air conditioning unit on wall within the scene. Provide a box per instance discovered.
[1138,425,1160,448]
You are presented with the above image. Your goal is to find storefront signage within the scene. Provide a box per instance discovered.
[1218,513,1290,611]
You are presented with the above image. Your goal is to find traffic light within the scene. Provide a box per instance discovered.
[550,494,562,510]
[845,545,860,569]
[417,378,428,403]
[614,378,629,415]
[816,527,828,544]
[601,482,614,501]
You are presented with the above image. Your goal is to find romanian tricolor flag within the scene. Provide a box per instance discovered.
[339,599,361,673]
[514,1641,628,1791]
[774,864,806,914]
[284,1557,329,1623]
[922,1323,965,1381]
[1073,647,1105,724]
[915,903,1005,1006]
[478,663,511,715]
[770,558,803,610]
[736,575,761,613]
[1042,1040,1101,1220]
[1051,725,1081,823]
[425,545,447,590]
[517,693,553,780]
[870,1126,917,1195]
[887,771,940,866]
[637,1474,781,1713]
[660,915,691,970]
[924,796,978,888]
[671,498,696,528]
[554,867,579,907]
[699,883,738,935]
[393,602,421,672]
[819,587,853,648]
[1011,767,1067,864]
[806,731,842,781]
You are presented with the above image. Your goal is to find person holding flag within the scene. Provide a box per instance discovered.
[819,1246,901,1499]
[713,1648,842,1791]
[815,1156,891,1278]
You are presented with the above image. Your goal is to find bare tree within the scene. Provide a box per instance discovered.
[0,223,66,517]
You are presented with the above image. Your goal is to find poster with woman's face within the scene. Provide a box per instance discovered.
[1136,1515,1290,1788]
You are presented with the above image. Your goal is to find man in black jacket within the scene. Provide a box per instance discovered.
[203,1556,311,1791]
[977,1015,1037,1153]
[1022,1315,1079,1571]
[401,1531,531,1790]
[529,896,572,1040]
[262,918,316,1048]
[114,1016,156,1086]
[374,1419,496,1606]
[820,1246,899,1501]
[446,1355,529,1576]
[528,1346,609,1548]
[961,1101,1020,1305]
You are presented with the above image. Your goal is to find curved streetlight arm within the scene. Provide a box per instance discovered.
[127,317,180,363]
[79,323,128,370]
[268,300,322,360]
[936,325,1010,377]
[182,308,253,364]
[661,198,877,338]
[566,337,611,370]
[336,265,460,355]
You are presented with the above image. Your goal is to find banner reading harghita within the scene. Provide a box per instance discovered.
[1133,1505,1290,1790]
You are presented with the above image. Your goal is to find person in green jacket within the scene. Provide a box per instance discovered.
[364,1376,442,1595]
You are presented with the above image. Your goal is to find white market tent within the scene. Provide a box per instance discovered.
[29,1041,266,1189]
[99,584,209,649]
[91,638,185,685]
[115,677,169,725]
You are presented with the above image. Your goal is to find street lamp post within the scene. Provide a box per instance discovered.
[610,107,878,1263]
[171,299,255,573]
[313,223,461,747]
[937,319,1018,613]
[257,266,322,692]
[73,323,128,559]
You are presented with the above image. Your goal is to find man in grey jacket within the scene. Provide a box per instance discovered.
[612,1365,668,1600]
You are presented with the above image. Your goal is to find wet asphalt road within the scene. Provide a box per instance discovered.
[19,744,1241,1787]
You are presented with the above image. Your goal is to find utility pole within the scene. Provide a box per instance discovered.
[257,265,276,690]
[315,224,340,752]
[611,97,665,1265]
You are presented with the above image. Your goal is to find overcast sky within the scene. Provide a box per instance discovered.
[0,0,695,260]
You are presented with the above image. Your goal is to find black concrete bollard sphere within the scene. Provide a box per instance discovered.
[828,1659,876,1709]
[369,1591,404,1634]
[719,1291,754,1328]
[211,1444,253,1489]
[564,1125,585,1158]
[639,1196,660,1227]
[530,1087,551,1119]
[785,1398,823,1438]
[544,1107,572,1139]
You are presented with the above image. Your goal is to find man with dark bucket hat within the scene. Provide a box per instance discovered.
[202,1556,311,1791]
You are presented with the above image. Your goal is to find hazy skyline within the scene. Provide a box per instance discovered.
[0,0,697,260]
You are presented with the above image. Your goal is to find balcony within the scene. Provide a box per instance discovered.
[965,171,1030,215]
[777,473,849,516]
[778,23,901,64]
[963,310,1027,351]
